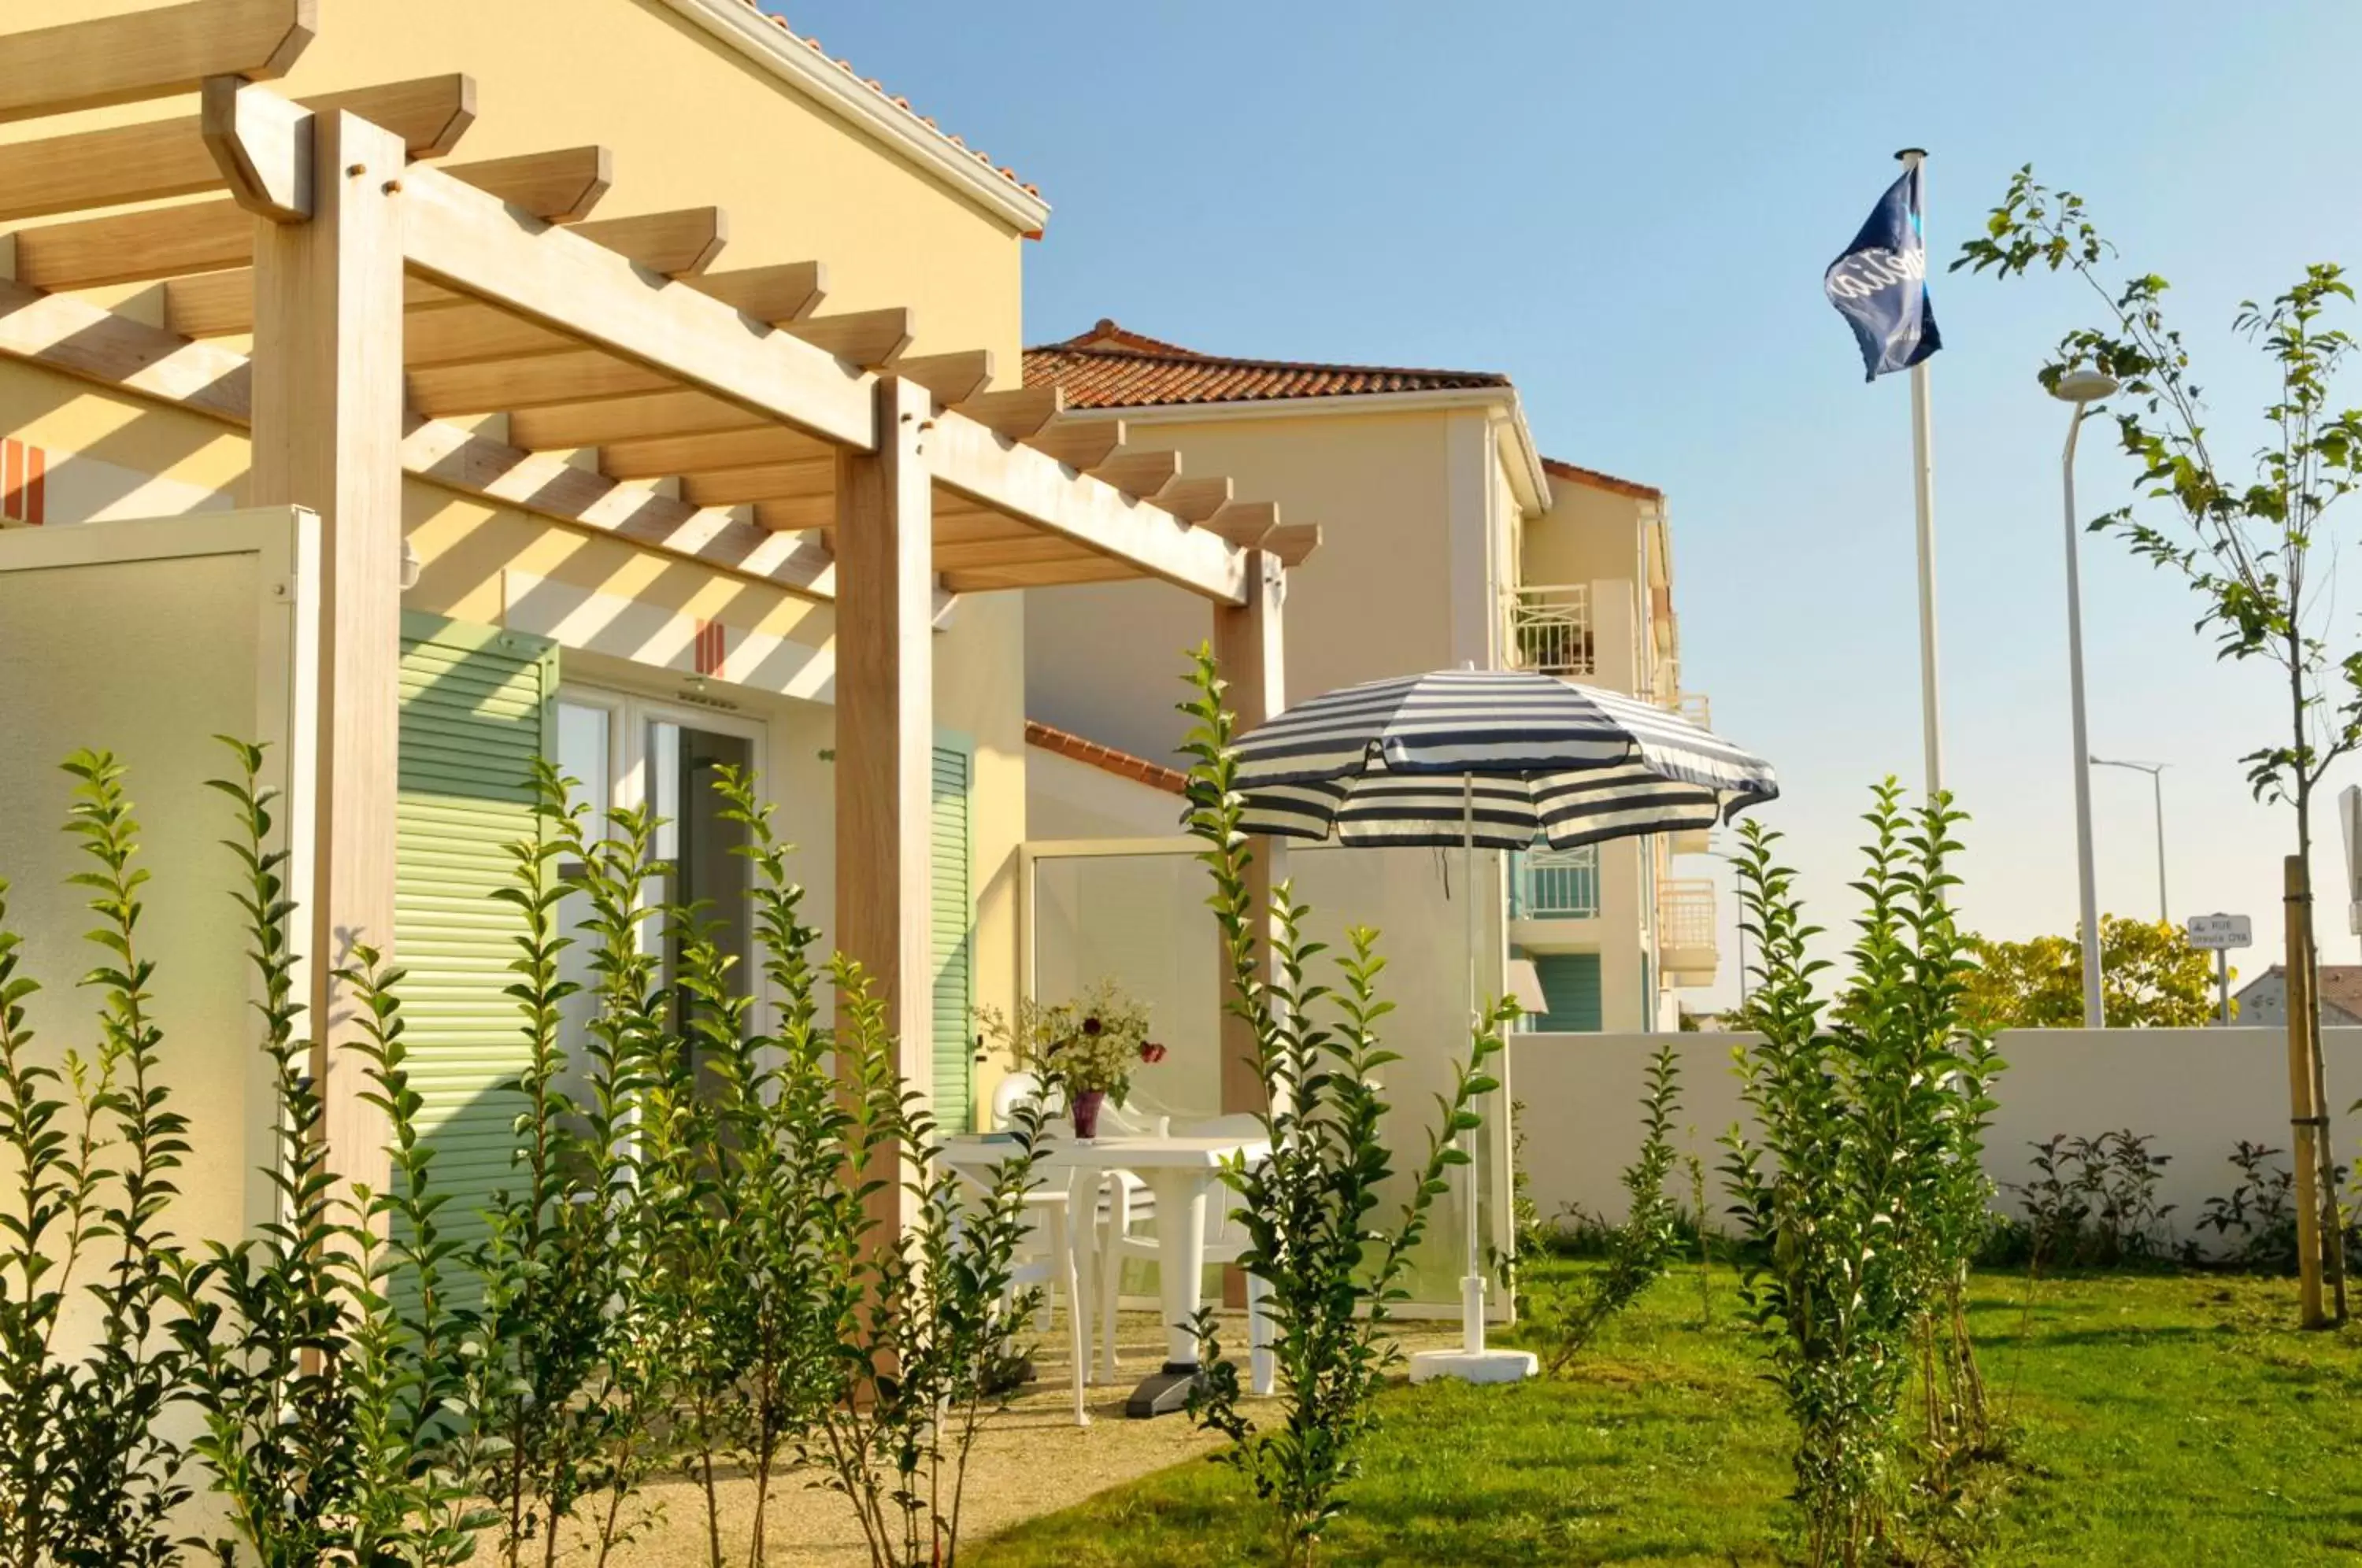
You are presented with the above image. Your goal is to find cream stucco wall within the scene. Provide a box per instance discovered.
[2,0,1040,1121]
[1508,470,1690,1030]
[12,0,1032,368]
[1025,405,1477,766]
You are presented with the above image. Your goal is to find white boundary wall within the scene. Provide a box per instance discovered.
[1513,1027,2362,1249]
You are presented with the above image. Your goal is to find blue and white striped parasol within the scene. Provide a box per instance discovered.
[1229,668,1779,849]
[1222,666,1778,1385]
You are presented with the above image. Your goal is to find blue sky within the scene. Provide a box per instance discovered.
[783,2,2362,1004]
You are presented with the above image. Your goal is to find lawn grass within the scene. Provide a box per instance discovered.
[966,1263,2362,1566]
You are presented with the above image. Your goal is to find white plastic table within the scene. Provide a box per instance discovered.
[942,1131,1270,1418]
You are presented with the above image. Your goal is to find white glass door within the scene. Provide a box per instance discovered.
[551,690,769,1102]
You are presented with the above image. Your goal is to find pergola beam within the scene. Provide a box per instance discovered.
[397,156,876,448]
[0,0,316,123]
[925,408,1246,603]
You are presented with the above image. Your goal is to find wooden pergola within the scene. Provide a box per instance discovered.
[0,0,1306,1194]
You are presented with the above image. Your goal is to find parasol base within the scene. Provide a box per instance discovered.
[1408,1348,1538,1385]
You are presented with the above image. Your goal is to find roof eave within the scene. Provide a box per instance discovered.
[657,0,1053,236]
[1057,386,1548,516]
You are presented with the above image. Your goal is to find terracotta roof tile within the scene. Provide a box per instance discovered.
[1024,319,1510,411]
[1025,719,1187,796]
[741,4,1041,200]
[1541,457,1663,501]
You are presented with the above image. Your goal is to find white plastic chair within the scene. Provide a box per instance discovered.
[1098,1111,1275,1395]
[946,1156,1090,1427]
[961,1072,1090,1425]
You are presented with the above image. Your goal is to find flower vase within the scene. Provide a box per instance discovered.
[1071,1088,1106,1141]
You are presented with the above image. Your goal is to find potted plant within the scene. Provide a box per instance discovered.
[979,981,1163,1139]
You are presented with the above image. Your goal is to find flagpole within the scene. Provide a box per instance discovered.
[1898,146,1944,802]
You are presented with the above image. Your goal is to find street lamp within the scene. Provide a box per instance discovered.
[2054,366,2119,1028]
[2090,756,2168,923]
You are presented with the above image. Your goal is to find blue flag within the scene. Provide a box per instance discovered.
[1825,165,1941,381]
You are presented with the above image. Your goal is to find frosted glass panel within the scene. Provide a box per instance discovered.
[1031,852,1220,1119]
[1027,841,1511,1310]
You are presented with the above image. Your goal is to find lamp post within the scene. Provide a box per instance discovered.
[2091,756,2168,923]
[2054,367,2119,1028]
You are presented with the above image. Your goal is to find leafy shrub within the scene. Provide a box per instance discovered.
[1,741,1057,1568]
[1527,1044,1683,1372]
[1177,645,1509,1568]
[1719,784,2003,1566]
[2009,1130,2176,1268]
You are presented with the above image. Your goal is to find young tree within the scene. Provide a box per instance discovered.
[1957,176,2359,1321]
[1964,917,2224,1030]
[1177,645,1508,1568]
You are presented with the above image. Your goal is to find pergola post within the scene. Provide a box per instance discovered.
[835,374,935,1230]
[1212,549,1287,1116]
[243,109,407,1204]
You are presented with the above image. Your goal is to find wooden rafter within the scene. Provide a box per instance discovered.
[406,350,675,416]
[446,146,613,223]
[689,261,828,323]
[10,200,252,291]
[942,557,1158,593]
[0,75,477,226]
[402,304,576,368]
[568,208,729,279]
[1264,523,1322,567]
[781,307,913,368]
[1157,475,1233,523]
[894,349,994,405]
[753,494,835,532]
[925,407,1245,603]
[1091,449,1182,499]
[955,385,1062,440]
[931,535,1105,570]
[397,157,875,447]
[681,460,834,507]
[1026,417,1126,473]
[0,276,830,598]
[508,390,770,450]
[0,0,316,123]
[598,424,830,479]
[1205,501,1280,549]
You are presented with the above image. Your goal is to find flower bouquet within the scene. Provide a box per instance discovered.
[977,979,1163,1139]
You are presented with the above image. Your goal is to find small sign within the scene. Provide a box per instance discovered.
[2186,912,2252,951]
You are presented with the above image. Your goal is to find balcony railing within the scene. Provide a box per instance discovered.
[1668,690,1710,730]
[1658,878,1717,953]
[1509,584,1593,678]
[1510,845,1601,919]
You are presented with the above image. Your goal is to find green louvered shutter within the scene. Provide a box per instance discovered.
[395,612,556,1274]
[931,745,974,1131]
[1533,952,1604,1033]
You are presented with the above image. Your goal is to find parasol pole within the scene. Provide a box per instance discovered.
[1461,774,1485,1354]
